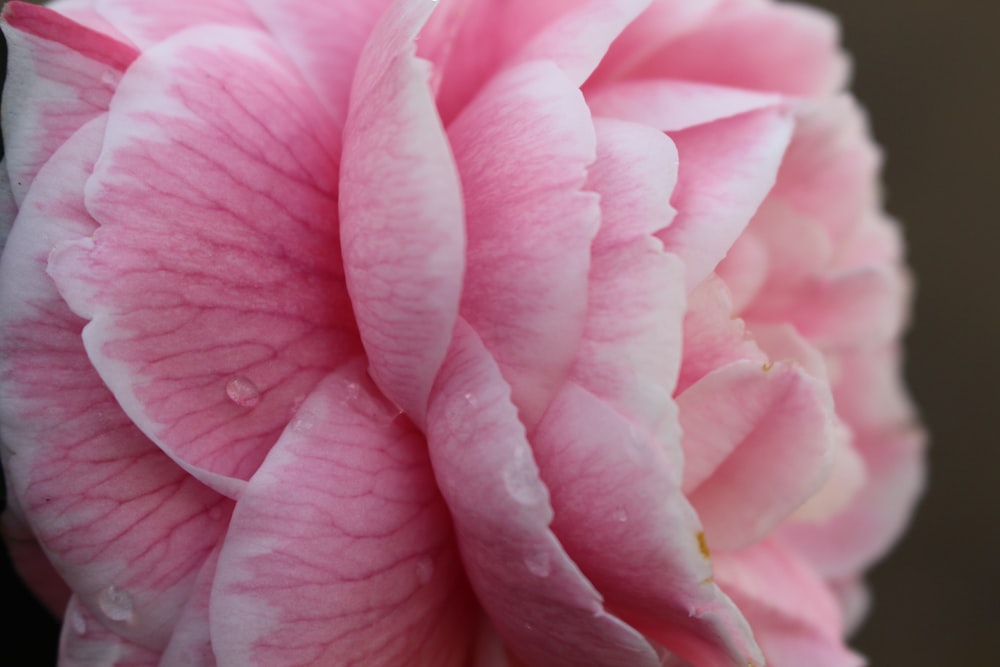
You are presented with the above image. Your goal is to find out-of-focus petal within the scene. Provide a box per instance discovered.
[450,60,598,428]
[0,1,138,204]
[0,118,230,650]
[47,27,361,498]
[211,365,473,667]
[340,0,465,429]
[89,0,257,48]
[426,320,661,667]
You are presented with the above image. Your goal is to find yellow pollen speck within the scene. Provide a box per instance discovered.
[700,576,715,585]
[761,361,775,372]
[696,531,711,559]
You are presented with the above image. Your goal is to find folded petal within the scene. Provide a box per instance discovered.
[0,118,230,650]
[426,320,661,667]
[678,360,835,550]
[0,1,138,204]
[533,382,764,667]
[340,0,465,428]
[211,365,473,667]
[47,26,361,497]
[450,60,599,427]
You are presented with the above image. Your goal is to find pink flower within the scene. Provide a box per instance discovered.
[0,0,924,665]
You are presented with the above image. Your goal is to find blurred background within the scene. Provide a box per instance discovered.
[1,0,997,664]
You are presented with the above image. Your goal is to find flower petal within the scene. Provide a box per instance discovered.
[678,360,835,550]
[58,596,162,667]
[533,382,765,667]
[339,0,465,429]
[0,118,229,650]
[47,26,360,497]
[90,0,257,48]
[450,60,598,427]
[0,1,138,204]
[426,320,661,667]
[211,365,474,667]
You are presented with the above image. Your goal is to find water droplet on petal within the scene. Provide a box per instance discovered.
[292,412,316,433]
[524,548,551,577]
[463,392,478,407]
[502,447,545,505]
[225,376,260,408]
[69,609,87,635]
[415,557,434,585]
[612,506,628,523]
[97,586,134,623]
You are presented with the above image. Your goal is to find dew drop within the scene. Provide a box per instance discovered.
[463,392,478,408]
[97,586,134,623]
[612,506,628,523]
[69,609,87,635]
[502,447,545,505]
[225,376,261,408]
[524,548,551,577]
[415,557,435,585]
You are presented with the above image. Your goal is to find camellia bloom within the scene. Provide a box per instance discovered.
[0,0,924,665]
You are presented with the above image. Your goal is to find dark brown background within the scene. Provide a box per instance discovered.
[2,0,997,664]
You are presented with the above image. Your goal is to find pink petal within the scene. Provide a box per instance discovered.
[449,60,598,427]
[1,508,71,616]
[47,26,361,497]
[678,360,836,550]
[533,382,764,667]
[244,0,391,122]
[58,596,162,667]
[0,160,16,247]
[714,540,864,667]
[0,118,230,650]
[211,365,474,667]
[426,320,661,667]
[89,0,257,48]
[159,544,223,667]
[633,2,849,96]
[0,1,138,204]
[339,0,465,428]
[663,109,795,290]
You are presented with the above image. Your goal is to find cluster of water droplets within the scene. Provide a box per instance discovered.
[97,585,135,624]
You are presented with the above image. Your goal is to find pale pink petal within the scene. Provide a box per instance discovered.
[714,540,863,667]
[0,118,230,650]
[450,60,598,427]
[662,109,795,289]
[676,276,767,395]
[1,507,71,616]
[0,1,138,204]
[830,578,871,637]
[159,544,222,667]
[90,0,257,48]
[212,365,474,667]
[426,320,661,667]
[245,0,391,122]
[47,27,361,497]
[533,382,765,667]
[633,2,849,96]
[678,360,835,550]
[586,79,784,133]
[590,0,722,85]
[714,232,769,314]
[339,0,465,429]
[58,596,161,667]
[0,160,16,249]
[573,119,684,439]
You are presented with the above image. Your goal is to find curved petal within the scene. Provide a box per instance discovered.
[632,2,849,97]
[339,0,465,429]
[1,506,71,616]
[662,109,794,290]
[47,26,361,497]
[0,118,229,650]
[678,360,836,550]
[426,320,661,667]
[533,382,765,667]
[159,544,223,667]
[714,540,864,667]
[450,60,598,427]
[211,364,474,667]
[0,1,138,204]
